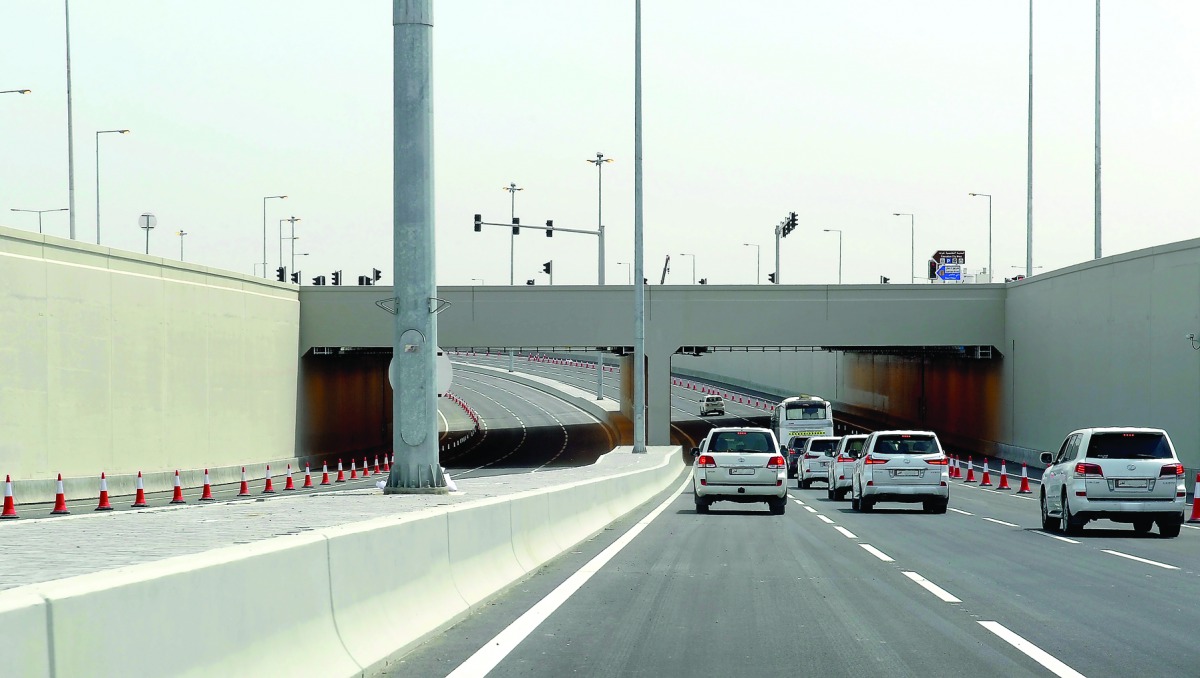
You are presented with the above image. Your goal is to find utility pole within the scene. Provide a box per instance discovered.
[504,182,522,285]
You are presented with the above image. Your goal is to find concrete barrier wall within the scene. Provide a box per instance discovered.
[0,226,300,503]
[0,446,685,677]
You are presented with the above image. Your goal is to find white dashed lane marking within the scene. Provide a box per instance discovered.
[902,571,961,603]
[979,621,1087,678]
[982,517,1020,528]
[1035,531,1080,545]
[1100,549,1179,571]
[816,515,834,524]
[859,544,895,562]
[834,526,858,539]
[803,506,817,513]
[948,507,973,516]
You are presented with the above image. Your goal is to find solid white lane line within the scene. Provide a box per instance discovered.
[803,506,818,513]
[902,571,961,603]
[1035,531,1080,545]
[948,508,974,516]
[1183,524,1200,531]
[978,621,1087,678]
[834,526,858,539]
[816,515,834,524]
[445,473,690,678]
[983,517,1020,528]
[1100,549,1179,570]
[859,544,895,562]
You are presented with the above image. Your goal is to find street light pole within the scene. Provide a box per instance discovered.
[64,0,77,240]
[177,230,187,261]
[287,216,301,272]
[632,0,646,453]
[95,128,129,245]
[742,243,760,284]
[1026,0,1034,278]
[1094,0,1102,260]
[679,253,696,284]
[11,208,68,234]
[262,195,286,278]
[823,230,843,284]
[504,182,523,285]
[969,193,993,281]
[892,213,914,282]
[586,153,613,284]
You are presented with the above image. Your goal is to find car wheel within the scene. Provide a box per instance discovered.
[861,497,874,512]
[1062,492,1084,535]
[1158,520,1181,538]
[1040,492,1057,532]
[827,487,835,501]
[1133,519,1153,534]
[769,498,786,515]
[695,497,709,514]
[851,485,860,511]
[835,488,846,501]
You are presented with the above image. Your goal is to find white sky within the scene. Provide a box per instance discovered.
[2,1,1197,286]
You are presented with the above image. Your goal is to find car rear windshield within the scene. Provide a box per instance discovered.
[872,434,938,455]
[845,439,866,454]
[1086,433,1172,460]
[808,439,839,454]
[785,403,827,421]
[709,431,775,453]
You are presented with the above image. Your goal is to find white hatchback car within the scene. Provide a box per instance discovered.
[797,436,841,489]
[699,395,725,417]
[827,434,868,501]
[1039,427,1187,537]
[851,430,949,513]
[692,427,787,514]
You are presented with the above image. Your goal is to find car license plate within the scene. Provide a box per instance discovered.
[1116,479,1148,489]
[729,467,755,475]
[819,461,829,467]
[893,469,921,477]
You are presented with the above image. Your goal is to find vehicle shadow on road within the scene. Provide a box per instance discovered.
[1027,527,1172,540]
[676,508,773,516]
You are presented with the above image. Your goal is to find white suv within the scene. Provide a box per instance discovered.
[851,430,949,513]
[1039,427,1187,537]
[693,427,787,514]
[699,395,725,417]
[827,434,867,501]
[797,436,841,489]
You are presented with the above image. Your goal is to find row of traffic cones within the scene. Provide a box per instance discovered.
[669,378,777,413]
[949,456,1032,494]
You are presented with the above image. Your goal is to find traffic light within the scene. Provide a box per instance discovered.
[545,219,553,237]
[768,272,777,284]
[512,217,520,235]
[782,211,798,237]
[357,275,369,285]
[275,266,286,281]
[525,279,535,285]
[473,214,482,232]
[331,270,342,286]
[880,276,890,284]
[698,278,708,285]
[542,261,552,275]
[312,275,326,286]
[372,268,382,283]
[928,260,938,279]
[290,271,300,284]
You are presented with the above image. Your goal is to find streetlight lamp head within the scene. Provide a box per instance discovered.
[118,129,130,134]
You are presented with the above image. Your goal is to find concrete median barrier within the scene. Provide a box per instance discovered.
[0,589,50,678]
[447,496,526,607]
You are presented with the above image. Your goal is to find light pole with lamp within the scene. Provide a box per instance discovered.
[742,243,760,284]
[617,261,631,284]
[678,253,696,284]
[262,195,286,278]
[95,128,129,245]
[0,89,31,95]
[65,0,77,239]
[10,207,68,234]
[286,216,301,272]
[968,192,992,281]
[177,230,187,261]
[586,152,613,284]
[892,213,914,282]
[504,182,523,285]
[823,229,843,284]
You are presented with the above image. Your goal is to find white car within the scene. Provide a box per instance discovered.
[1039,427,1186,537]
[699,395,725,417]
[827,434,867,501]
[692,427,787,514]
[797,436,841,489]
[851,430,949,513]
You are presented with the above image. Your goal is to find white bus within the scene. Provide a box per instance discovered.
[771,395,835,456]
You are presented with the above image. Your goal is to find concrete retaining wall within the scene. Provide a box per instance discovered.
[0,446,685,677]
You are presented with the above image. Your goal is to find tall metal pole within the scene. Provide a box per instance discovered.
[774,224,781,284]
[1026,0,1034,278]
[893,213,914,282]
[95,133,101,244]
[64,0,76,240]
[262,195,285,278]
[587,152,611,285]
[178,230,186,260]
[504,182,522,285]
[287,216,301,272]
[386,0,443,492]
[824,230,843,284]
[1094,0,1102,259]
[632,0,646,454]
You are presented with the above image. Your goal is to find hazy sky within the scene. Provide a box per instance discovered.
[2,1,1197,286]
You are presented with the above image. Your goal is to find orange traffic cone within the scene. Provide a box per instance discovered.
[1017,463,1033,494]
[350,460,358,480]
[237,467,250,496]
[336,459,346,482]
[997,461,1011,490]
[980,460,993,487]
[200,469,214,501]
[951,456,960,479]
[1189,473,1200,523]
[361,457,371,477]
[170,470,186,504]
[320,462,331,486]
[284,464,295,491]
[132,471,148,507]
[1,475,17,519]
[50,474,70,515]
[302,464,313,488]
[95,472,113,511]
[373,456,381,475]
[262,465,276,494]
[382,454,391,473]
[965,457,977,483]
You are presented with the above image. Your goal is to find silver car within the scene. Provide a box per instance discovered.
[797,436,840,489]
[692,427,787,514]
[851,430,950,513]
[827,434,867,501]
[1039,427,1186,537]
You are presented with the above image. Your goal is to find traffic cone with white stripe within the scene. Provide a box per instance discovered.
[95,473,113,511]
[362,457,371,477]
[980,459,993,487]
[262,465,276,494]
[320,462,331,485]
[1,475,17,519]
[284,464,295,491]
[302,464,313,488]
[336,459,346,483]
[350,460,358,479]
[1017,463,1033,494]
[374,456,381,475]
[132,471,148,507]
[50,474,69,515]
[964,457,977,483]
[237,467,251,496]
[1189,473,1200,523]
[200,469,214,501]
[950,456,960,479]
[382,454,391,473]
[997,461,1011,490]
[170,470,186,504]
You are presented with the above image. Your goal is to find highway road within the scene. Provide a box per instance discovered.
[388,463,1200,678]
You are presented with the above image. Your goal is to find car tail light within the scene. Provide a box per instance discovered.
[696,455,716,468]
[925,457,948,465]
[804,453,820,459]
[864,455,888,465]
[837,455,855,463]
[1160,463,1184,477]
[1074,462,1104,477]
[766,456,786,469]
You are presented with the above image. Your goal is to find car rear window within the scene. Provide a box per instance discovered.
[709,431,774,453]
[808,439,839,454]
[785,403,827,421]
[845,439,866,454]
[1086,433,1172,460]
[872,434,937,455]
